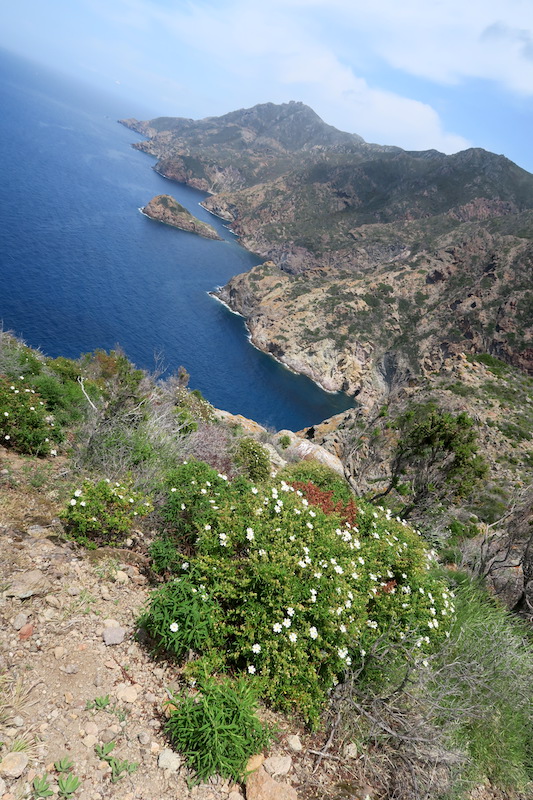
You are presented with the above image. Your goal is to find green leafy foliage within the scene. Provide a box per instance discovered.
[32,775,53,799]
[57,773,81,798]
[140,461,452,723]
[60,478,153,549]
[373,403,488,515]
[234,438,271,482]
[165,674,271,782]
[431,581,533,792]
[278,460,352,504]
[137,572,223,660]
[94,741,138,783]
[0,376,59,455]
[54,757,74,773]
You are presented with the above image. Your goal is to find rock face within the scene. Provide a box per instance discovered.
[142,195,221,240]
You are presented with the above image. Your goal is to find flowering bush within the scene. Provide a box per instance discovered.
[60,479,153,549]
[0,375,59,456]
[141,461,453,723]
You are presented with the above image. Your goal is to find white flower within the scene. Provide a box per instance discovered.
[181,503,186,510]
[252,643,261,654]
[258,549,266,556]
[50,449,57,456]
[205,524,211,531]
[287,607,294,617]
[309,626,318,639]
[339,624,347,633]
[366,620,378,629]
[251,487,258,494]
[334,565,344,574]
[74,490,83,497]
[4,435,10,440]
[282,618,292,628]
[171,487,177,492]
[246,529,255,541]
[80,501,86,507]
[169,622,179,632]
[306,522,313,529]
[273,623,282,633]
[3,412,7,417]
[248,665,256,674]
[288,632,297,643]
[70,499,76,506]
[181,562,189,570]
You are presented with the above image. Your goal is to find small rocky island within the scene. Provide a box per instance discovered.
[141,194,221,239]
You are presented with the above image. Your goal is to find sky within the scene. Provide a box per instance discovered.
[2,0,533,171]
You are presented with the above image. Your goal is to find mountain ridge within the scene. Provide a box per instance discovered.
[119,102,533,405]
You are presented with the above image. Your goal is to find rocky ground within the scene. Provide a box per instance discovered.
[0,450,368,800]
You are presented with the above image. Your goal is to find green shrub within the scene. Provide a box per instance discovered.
[60,479,153,549]
[137,572,223,659]
[165,674,271,782]
[234,438,271,482]
[141,462,452,724]
[279,460,352,504]
[431,581,533,792]
[278,434,291,450]
[0,376,59,456]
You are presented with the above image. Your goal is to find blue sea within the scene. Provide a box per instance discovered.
[0,50,353,430]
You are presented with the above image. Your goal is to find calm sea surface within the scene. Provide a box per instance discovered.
[0,51,353,430]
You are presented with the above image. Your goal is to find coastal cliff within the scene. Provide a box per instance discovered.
[123,103,533,406]
[142,194,221,240]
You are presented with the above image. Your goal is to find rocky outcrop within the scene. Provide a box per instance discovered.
[141,195,221,239]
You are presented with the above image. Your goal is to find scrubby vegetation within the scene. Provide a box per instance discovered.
[1,330,532,798]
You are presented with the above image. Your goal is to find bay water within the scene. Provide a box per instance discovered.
[0,50,353,430]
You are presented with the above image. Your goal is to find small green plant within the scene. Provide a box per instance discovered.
[278,434,291,450]
[95,741,138,783]
[32,774,53,799]
[234,438,271,482]
[60,478,153,549]
[109,757,138,783]
[85,695,110,711]
[57,773,81,798]
[165,674,271,782]
[54,756,74,773]
[95,741,116,760]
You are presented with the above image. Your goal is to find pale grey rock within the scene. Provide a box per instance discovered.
[264,755,292,776]
[0,777,6,796]
[0,751,29,777]
[245,765,297,800]
[103,626,126,646]
[158,748,182,772]
[116,685,138,703]
[6,569,50,598]
[343,742,359,759]
[138,731,151,746]
[12,612,28,630]
[286,734,302,752]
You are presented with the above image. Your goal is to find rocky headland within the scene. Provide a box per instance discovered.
[141,194,221,240]
[121,104,533,409]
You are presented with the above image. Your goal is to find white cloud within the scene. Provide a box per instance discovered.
[133,0,470,152]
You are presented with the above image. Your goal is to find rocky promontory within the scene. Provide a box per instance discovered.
[141,195,221,240]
